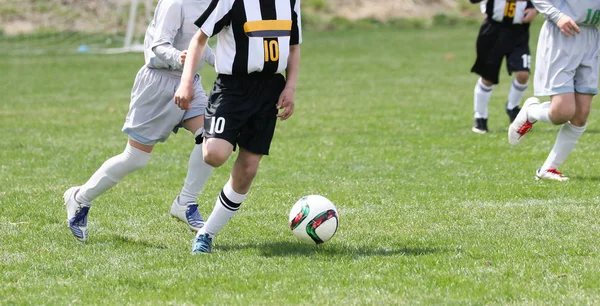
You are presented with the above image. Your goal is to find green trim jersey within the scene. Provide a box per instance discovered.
[532,0,600,26]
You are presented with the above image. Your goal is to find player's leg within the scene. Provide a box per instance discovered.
[470,20,503,134]
[536,40,598,180]
[64,139,153,241]
[508,20,578,145]
[536,93,591,180]
[193,148,261,253]
[505,31,531,122]
[192,74,283,254]
[171,77,215,231]
[64,67,183,241]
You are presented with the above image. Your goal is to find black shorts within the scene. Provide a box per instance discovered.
[204,73,286,155]
[471,19,531,84]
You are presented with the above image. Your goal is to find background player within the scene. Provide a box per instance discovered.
[508,0,600,181]
[63,0,216,241]
[174,0,302,254]
[470,0,538,134]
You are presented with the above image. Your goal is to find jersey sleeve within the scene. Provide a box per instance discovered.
[530,0,563,24]
[290,0,302,45]
[194,0,234,37]
[526,1,534,9]
[151,0,183,49]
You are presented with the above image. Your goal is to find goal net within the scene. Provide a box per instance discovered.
[0,0,155,55]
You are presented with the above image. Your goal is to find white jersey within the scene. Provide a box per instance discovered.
[195,0,302,76]
[144,0,215,76]
[532,0,600,26]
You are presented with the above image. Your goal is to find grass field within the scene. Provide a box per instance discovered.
[3,23,600,305]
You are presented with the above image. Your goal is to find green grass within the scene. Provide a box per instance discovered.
[3,23,600,304]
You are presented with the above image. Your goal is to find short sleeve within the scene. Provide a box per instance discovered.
[290,0,302,45]
[526,1,534,9]
[195,0,234,37]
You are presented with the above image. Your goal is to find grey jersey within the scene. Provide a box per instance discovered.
[532,0,600,26]
[144,0,215,75]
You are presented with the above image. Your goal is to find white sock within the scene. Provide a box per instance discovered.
[527,101,552,123]
[178,130,214,205]
[540,122,586,171]
[76,143,151,205]
[507,79,528,110]
[474,78,494,118]
[199,181,247,237]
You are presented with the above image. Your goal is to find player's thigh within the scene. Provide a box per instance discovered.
[472,23,504,84]
[237,75,285,156]
[506,39,531,75]
[574,33,600,96]
[534,21,581,96]
[182,76,210,134]
[122,67,184,145]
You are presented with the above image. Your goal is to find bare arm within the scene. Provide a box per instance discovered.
[174,30,209,110]
[532,0,580,37]
[277,45,301,121]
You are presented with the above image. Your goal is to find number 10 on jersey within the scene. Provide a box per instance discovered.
[264,39,279,62]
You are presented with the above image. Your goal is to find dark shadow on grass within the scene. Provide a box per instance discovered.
[109,234,169,249]
[216,241,444,257]
[568,175,600,182]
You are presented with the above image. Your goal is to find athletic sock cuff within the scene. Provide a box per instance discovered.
[223,182,247,204]
[477,78,494,91]
[512,79,529,90]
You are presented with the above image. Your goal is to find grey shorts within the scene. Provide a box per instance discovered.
[534,21,600,96]
[122,66,209,145]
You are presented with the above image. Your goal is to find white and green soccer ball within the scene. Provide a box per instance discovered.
[288,195,339,244]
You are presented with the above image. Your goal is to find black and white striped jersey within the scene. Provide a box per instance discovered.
[195,0,302,76]
[475,0,534,25]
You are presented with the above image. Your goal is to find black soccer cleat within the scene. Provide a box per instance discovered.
[506,103,521,123]
[472,118,488,134]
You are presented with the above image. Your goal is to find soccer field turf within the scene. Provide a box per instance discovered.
[2,25,600,304]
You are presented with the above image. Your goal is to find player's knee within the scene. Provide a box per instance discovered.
[203,148,229,167]
[549,107,575,125]
[515,71,529,84]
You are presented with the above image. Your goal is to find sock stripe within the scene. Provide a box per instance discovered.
[219,191,241,211]
[478,83,493,92]
[512,80,528,91]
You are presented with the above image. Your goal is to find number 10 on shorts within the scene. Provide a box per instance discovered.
[208,117,225,134]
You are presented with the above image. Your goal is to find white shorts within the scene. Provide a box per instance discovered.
[534,21,600,96]
[122,66,209,146]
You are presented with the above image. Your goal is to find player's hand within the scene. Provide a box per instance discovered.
[522,8,537,23]
[179,50,188,66]
[276,87,295,120]
[557,15,580,37]
[174,83,194,110]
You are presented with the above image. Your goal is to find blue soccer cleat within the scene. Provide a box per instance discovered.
[171,196,205,231]
[63,187,90,242]
[192,233,213,254]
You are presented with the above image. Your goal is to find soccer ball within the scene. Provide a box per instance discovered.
[288,195,339,244]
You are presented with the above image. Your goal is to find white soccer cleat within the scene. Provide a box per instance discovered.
[508,97,539,145]
[170,196,204,232]
[536,168,569,181]
[64,187,90,242]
